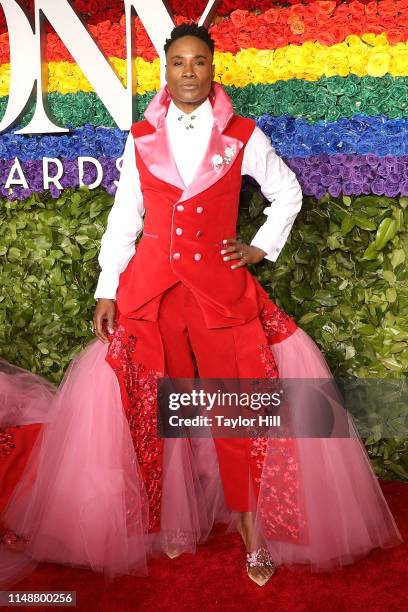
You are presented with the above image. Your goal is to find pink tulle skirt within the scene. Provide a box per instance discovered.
[0,329,403,587]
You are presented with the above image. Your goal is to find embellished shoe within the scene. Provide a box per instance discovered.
[165,548,182,559]
[246,547,276,587]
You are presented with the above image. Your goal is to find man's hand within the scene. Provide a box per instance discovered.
[93,299,116,343]
[220,238,266,269]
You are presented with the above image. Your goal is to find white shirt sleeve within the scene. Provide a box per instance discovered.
[94,131,145,299]
[242,126,303,262]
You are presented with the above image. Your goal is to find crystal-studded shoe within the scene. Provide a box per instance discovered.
[165,548,182,559]
[246,547,276,586]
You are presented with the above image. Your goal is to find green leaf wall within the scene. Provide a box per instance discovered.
[1,186,407,479]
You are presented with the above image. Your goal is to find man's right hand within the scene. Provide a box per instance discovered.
[93,299,116,343]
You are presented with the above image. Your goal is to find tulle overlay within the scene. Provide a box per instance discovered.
[0,308,403,587]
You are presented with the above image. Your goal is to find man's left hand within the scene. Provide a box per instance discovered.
[220,238,266,269]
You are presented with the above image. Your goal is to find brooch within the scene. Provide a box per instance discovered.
[211,146,235,170]
[177,113,196,129]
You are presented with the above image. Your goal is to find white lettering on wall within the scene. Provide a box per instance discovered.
[43,157,64,189]
[5,158,29,188]
[78,157,103,189]
[114,156,124,189]
[0,0,222,135]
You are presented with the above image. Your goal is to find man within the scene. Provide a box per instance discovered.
[0,23,402,591]
[92,23,302,586]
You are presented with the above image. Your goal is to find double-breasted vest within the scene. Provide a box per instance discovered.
[116,84,270,328]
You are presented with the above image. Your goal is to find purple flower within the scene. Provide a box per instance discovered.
[328,182,342,197]
[371,178,386,195]
[384,183,400,197]
[400,179,408,195]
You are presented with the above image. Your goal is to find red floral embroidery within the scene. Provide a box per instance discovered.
[253,438,308,544]
[249,300,307,544]
[0,430,15,458]
[259,301,297,344]
[106,325,164,533]
[258,344,279,378]
[0,527,29,551]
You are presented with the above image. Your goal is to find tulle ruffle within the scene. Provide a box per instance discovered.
[255,328,403,571]
[0,341,229,587]
[0,358,55,429]
[0,329,403,587]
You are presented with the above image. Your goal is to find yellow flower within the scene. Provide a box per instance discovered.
[345,35,364,49]
[361,33,378,46]
[256,49,274,69]
[366,51,391,77]
[1,36,407,97]
[220,71,235,85]
[389,50,408,76]
[0,64,10,96]
[371,32,390,48]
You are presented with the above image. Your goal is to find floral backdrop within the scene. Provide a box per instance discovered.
[0,0,407,478]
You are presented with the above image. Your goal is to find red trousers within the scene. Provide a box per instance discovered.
[158,281,277,511]
[108,281,280,520]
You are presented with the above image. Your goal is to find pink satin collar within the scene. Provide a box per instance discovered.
[133,81,246,204]
[144,81,234,133]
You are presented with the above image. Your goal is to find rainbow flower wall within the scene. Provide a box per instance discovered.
[0,0,407,477]
[0,0,408,199]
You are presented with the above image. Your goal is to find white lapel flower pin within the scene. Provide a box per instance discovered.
[211,146,235,171]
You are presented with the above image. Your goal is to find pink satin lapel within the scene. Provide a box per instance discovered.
[178,126,244,203]
[134,126,186,192]
[135,81,243,201]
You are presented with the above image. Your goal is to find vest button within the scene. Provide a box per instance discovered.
[194,253,202,261]
[196,206,203,213]
[173,252,181,260]
[175,227,183,235]
[176,204,184,211]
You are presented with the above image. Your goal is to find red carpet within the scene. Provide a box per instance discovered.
[9,480,407,612]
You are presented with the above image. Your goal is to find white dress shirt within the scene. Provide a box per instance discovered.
[94,98,302,299]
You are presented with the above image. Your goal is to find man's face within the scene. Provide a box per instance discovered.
[165,35,215,113]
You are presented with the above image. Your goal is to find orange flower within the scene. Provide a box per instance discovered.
[288,16,305,36]
[378,0,400,16]
[264,8,279,24]
[365,2,379,17]
[314,1,337,16]
[348,1,366,18]
[230,9,248,28]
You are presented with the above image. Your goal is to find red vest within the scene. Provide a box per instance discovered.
[116,115,270,329]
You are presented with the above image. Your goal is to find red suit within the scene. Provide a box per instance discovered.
[117,105,265,327]
[106,83,300,535]
[0,84,402,586]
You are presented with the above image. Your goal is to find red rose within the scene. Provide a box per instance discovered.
[378,0,399,16]
[236,32,252,48]
[264,9,280,24]
[365,2,379,17]
[316,32,337,45]
[230,10,249,28]
[348,1,366,18]
[386,28,403,44]
[314,1,337,16]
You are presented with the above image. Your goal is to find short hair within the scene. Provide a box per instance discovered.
[164,23,215,56]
